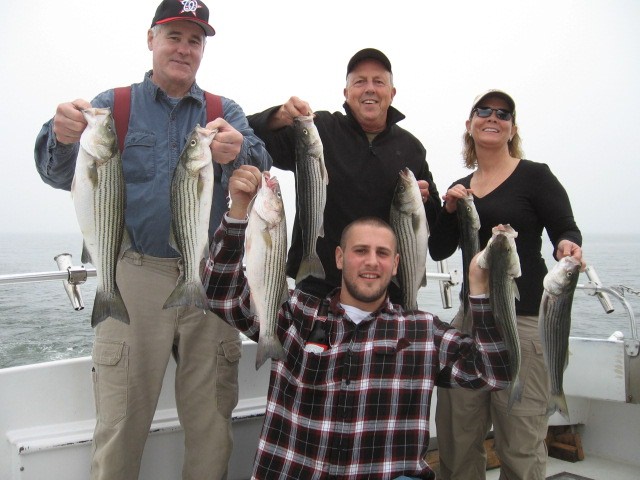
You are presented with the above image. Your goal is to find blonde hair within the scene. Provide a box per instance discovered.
[461,121,524,169]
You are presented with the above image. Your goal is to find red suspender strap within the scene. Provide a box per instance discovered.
[113,86,131,153]
[204,91,222,123]
[112,88,220,153]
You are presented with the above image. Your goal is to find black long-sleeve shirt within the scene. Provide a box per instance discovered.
[429,159,582,315]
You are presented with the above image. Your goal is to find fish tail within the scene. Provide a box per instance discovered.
[255,335,286,370]
[506,375,524,412]
[547,393,571,422]
[91,289,130,327]
[163,281,208,310]
[296,253,325,283]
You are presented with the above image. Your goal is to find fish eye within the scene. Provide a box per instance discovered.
[190,139,197,147]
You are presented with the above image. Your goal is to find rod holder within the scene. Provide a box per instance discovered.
[584,265,615,314]
[54,254,86,311]
[437,260,453,309]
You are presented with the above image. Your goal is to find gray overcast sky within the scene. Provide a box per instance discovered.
[1,0,639,238]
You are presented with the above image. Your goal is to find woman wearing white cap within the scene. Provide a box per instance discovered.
[429,90,584,480]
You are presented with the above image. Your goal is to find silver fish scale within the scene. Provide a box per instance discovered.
[389,168,428,310]
[485,235,522,408]
[262,225,288,319]
[539,258,580,419]
[94,156,126,295]
[171,164,203,283]
[293,116,327,282]
[297,158,325,249]
[540,292,571,399]
[392,216,422,309]
[74,108,128,327]
[246,181,288,369]
[457,195,481,334]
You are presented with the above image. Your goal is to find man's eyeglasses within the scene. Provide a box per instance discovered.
[472,107,513,122]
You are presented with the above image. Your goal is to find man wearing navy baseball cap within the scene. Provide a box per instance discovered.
[34,1,272,478]
[248,48,441,306]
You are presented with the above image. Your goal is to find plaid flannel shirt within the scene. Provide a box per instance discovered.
[205,217,510,480]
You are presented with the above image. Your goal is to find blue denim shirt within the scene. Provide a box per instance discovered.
[35,71,272,258]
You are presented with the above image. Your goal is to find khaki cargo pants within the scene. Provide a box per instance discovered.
[90,252,241,480]
[435,314,550,480]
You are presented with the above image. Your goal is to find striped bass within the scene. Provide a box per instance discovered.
[455,193,481,334]
[477,224,522,409]
[539,255,581,421]
[164,125,216,310]
[72,107,129,327]
[292,115,328,283]
[246,172,288,370]
[389,167,428,310]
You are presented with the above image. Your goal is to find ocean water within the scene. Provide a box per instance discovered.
[1,232,639,369]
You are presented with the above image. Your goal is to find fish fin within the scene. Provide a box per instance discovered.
[261,228,273,249]
[118,228,132,259]
[70,175,77,199]
[547,393,570,422]
[163,281,208,309]
[296,253,325,283]
[319,222,325,239]
[421,271,428,288]
[280,284,290,305]
[506,375,524,412]
[255,334,286,370]
[91,288,130,328]
[476,246,489,269]
[461,304,473,335]
[321,160,329,185]
[168,225,180,254]
[412,212,422,231]
[249,292,257,317]
[81,241,92,265]
[513,280,521,301]
[563,349,570,372]
[450,303,464,328]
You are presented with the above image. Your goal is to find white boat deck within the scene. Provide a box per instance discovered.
[487,454,640,480]
[2,266,638,479]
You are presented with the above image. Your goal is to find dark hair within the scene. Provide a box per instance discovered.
[340,217,397,251]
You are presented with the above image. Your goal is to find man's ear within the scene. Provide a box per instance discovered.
[335,246,344,271]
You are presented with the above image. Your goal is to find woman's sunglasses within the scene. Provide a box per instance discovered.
[473,107,513,122]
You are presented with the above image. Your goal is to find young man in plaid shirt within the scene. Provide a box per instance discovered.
[205,166,511,480]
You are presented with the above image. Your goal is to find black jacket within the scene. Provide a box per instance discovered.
[248,103,441,302]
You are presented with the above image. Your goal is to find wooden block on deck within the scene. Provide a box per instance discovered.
[483,438,501,470]
[546,425,585,462]
[424,449,441,477]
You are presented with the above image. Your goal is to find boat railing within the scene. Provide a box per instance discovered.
[0,254,638,356]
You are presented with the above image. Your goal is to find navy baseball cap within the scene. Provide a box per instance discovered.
[346,48,392,77]
[151,0,215,36]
